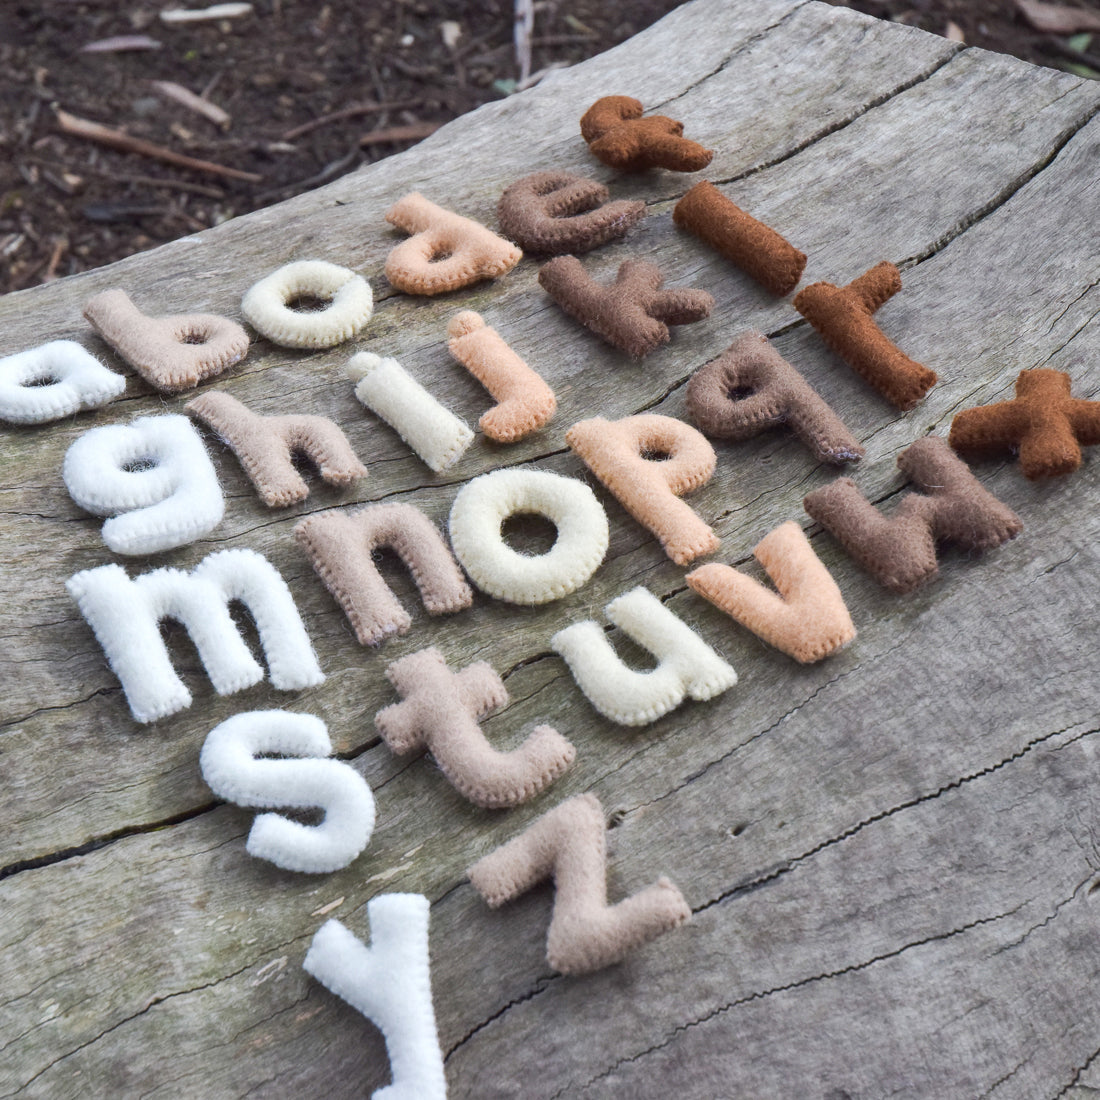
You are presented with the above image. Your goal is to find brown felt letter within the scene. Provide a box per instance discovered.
[446,311,556,443]
[673,181,806,297]
[294,503,472,645]
[803,436,1022,593]
[384,192,522,296]
[793,262,937,410]
[374,647,575,809]
[949,368,1100,480]
[496,170,645,254]
[686,521,856,663]
[686,331,863,465]
[538,255,713,358]
[187,390,367,506]
[84,288,249,393]
[468,793,690,973]
[580,95,713,173]
[567,413,718,565]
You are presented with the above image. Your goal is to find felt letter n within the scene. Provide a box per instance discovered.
[304,894,447,1100]
[67,549,324,723]
[567,413,718,564]
[552,587,736,726]
[200,711,375,873]
[374,647,574,808]
[63,414,223,554]
[84,288,249,392]
[803,437,1022,593]
[187,390,367,506]
[469,793,690,974]
[295,503,472,646]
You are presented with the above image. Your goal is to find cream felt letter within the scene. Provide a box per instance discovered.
[0,340,125,423]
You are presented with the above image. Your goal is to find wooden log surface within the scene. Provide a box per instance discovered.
[2,0,1099,1095]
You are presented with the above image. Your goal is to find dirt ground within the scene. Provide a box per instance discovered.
[1,0,1097,295]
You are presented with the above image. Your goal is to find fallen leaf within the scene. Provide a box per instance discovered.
[81,35,162,52]
[1068,31,1094,50]
[1015,0,1100,34]
[1061,59,1100,77]
[945,20,966,42]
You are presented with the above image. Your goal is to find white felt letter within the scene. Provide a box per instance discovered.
[200,711,375,873]
[0,340,125,423]
[347,351,473,472]
[304,893,447,1100]
[551,586,737,726]
[63,414,224,554]
[67,548,324,723]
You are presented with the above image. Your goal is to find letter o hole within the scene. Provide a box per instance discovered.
[449,469,609,605]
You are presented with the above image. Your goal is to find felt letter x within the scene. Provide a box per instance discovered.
[374,647,575,808]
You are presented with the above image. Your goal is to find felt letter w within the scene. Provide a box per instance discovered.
[374,647,575,808]
[304,894,447,1100]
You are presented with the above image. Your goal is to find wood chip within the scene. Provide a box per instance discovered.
[81,35,162,53]
[310,897,345,917]
[150,81,232,130]
[359,121,441,147]
[55,109,261,183]
[160,3,253,24]
[945,21,966,42]
[1015,0,1100,34]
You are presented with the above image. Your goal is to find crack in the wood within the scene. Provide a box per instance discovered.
[568,903,1023,1098]
[979,1052,1035,1098]
[1054,1044,1100,1099]
[990,875,1092,958]
[1043,275,1100,338]
[443,972,559,1062]
[0,685,118,734]
[1035,306,1100,370]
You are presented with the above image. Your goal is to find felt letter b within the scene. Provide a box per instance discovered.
[567,413,718,564]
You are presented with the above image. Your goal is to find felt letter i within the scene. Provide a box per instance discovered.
[304,894,447,1100]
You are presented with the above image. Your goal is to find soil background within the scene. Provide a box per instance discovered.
[1,0,1097,295]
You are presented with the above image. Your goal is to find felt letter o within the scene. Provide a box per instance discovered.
[448,469,609,604]
[241,260,373,348]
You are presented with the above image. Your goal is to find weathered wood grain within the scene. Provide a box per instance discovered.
[1,0,1098,1096]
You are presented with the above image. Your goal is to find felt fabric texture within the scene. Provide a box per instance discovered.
[67,548,324,723]
[793,262,937,410]
[62,413,224,555]
[673,181,806,297]
[240,260,373,349]
[0,340,125,423]
[579,95,713,173]
[374,647,574,808]
[186,390,367,506]
[448,468,609,605]
[686,521,856,663]
[566,413,718,565]
[446,311,556,442]
[384,192,522,296]
[200,710,375,873]
[496,170,646,254]
[948,368,1100,480]
[467,793,690,974]
[538,255,714,358]
[346,351,474,472]
[551,586,737,726]
[803,436,1023,593]
[686,331,864,465]
[294,502,472,646]
[304,894,447,1100]
[83,287,249,393]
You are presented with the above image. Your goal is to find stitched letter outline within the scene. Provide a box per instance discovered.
[0,340,125,423]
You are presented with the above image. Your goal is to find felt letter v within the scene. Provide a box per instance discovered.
[304,894,446,1100]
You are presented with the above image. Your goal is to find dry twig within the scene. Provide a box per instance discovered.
[281,99,425,141]
[359,121,441,147]
[55,109,261,183]
[150,81,232,129]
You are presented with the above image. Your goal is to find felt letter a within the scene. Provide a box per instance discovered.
[374,647,574,808]
[567,413,718,565]
[83,288,249,393]
[552,586,736,726]
[803,437,1022,593]
[295,503,472,646]
[687,521,856,663]
[200,711,375,873]
[0,340,125,424]
[67,549,324,723]
[63,414,224,555]
[469,793,690,974]
[304,894,447,1100]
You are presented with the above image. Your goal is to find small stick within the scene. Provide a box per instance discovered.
[43,236,67,281]
[281,99,425,141]
[359,122,441,147]
[150,81,231,129]
[55,108,261,183]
